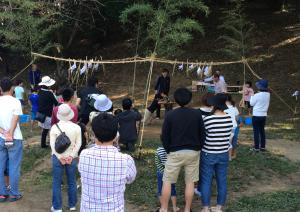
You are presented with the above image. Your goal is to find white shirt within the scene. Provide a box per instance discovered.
[250,92,270,116]
[214,80,227,94]
[0,95,23,140]
[50,120,82,159]
[225,105,239,128]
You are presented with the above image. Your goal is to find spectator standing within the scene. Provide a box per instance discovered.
[0,78,23,202]
[28,86,39,132]
[116,98,142,152]
[50,104,82,212]
[38,76,58,148]
[28,64,41,89]
[159,88,205,212]
[250,79,270,152]
[79,113,137,212]
[51,88,78,126]
[144,69,170,122]
[200,94,233,212]
[77,77,102,125]
[14,80,25,106]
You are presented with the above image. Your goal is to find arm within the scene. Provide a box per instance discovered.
[126,156,137,184]
[135,110,142,121]
[250,95,257,106]
[199,115,206,149]
[166,77,170,95]
[154,76,160,93]
[161,117,171,153]
[70,126,82,158]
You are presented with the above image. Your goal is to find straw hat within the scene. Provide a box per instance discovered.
[57,104,74,121]
[39,76,56,87]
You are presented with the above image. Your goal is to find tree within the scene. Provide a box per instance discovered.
[217,0,254,60]
[0,0,61,57]
[120,0,209,56]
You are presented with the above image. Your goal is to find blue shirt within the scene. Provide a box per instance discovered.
[29,93,39,112]
[14,86,24,100]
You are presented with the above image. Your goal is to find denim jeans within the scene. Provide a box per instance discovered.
[0,138,23,196]
[200,152,229,207]
[52,155,77,210]
[252,116,267,150]
[157,171,176,197]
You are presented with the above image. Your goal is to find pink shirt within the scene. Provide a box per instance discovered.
[51,103,78,126]
[244,87,254,102]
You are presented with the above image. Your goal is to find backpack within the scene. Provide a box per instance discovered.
[86,94,101,110]
[55,124,71,154]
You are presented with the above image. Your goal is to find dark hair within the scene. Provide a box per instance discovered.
[246,81,252,87]
[0,78,13,92]
[162,68,169,74]
[31,85,39,93]
[174,88,192,107]
[114,109,123,115]
[87,77,99,87]
[16,79,23,86]
[213,73,220,78]
[62,87,74,102]
[92,113,118,143]
[122,98,132,110]
[201,93,214,107]
[226,94,235,106]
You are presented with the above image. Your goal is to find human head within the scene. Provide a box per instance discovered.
[122,98,133,110]
[216,69,221,75]
[94,94,113,112]
[114,109,123,116]
[174,88,192,107]
[207,93,228,112]
[245,81,252,88]
[39,76,56,88]
[0,78,13,94]
[57,104,74,121]
[92,113,118,143]
[213,73,220,83]
[201,93,214,107]
[32,64,38,71]
[87,77,99,87]
[162,68,169,78]
[255,79,268,92]
[16,79,23,86]
[62,87,75,102]
[225,94,235,106]
[31,85,39,93]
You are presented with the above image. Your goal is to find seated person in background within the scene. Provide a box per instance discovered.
[116,98,142,152]
[213,74,227,94]
[89,94,113,123]
[155,147,179,212]
[79,113,137,212]
[51,88,78,126]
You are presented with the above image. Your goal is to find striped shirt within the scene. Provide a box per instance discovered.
[155,147,167,173]
[202,114,233,154]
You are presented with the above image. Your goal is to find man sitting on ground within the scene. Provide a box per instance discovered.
[159,88,205,212]
[79,113,137,212]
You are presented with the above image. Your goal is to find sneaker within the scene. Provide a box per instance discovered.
[250,148,260,152]
[70,207,76,211]
[260,148,267,152]
[51,206,62,212]
[194,188,202,197]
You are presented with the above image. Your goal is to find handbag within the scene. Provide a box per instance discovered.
[35,112,46,123]
[55,124,71,154]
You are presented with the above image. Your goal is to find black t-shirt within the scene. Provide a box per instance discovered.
[38,89,59,117]
[78,86,103,116]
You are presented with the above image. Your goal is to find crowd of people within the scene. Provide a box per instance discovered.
[0,63,271,212]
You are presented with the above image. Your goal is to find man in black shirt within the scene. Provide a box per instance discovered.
[159,88,205,212]
[144,68,170,123]
[77,77,102,124]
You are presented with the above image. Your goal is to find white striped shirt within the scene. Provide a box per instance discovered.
[155,147,167,173]
[202,114,233,154]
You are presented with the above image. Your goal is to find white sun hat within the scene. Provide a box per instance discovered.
[94,94,112,112]
[57,104,74,121]
[39,76,56,87]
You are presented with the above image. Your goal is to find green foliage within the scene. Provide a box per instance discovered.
[120,0,209,56]
[218,0,254,59]
[0,0,61,56]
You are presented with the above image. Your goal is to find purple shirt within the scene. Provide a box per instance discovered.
[78,145,137,212]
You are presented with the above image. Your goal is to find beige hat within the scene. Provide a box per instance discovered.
[57,104,74,121]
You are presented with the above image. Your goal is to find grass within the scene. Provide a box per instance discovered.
[227,190,300,212]
[125,139,300,209]
[22,146,50,174]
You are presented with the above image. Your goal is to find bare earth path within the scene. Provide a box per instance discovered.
[0,129,300,212]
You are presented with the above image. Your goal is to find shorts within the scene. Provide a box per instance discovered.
[31,111,37,120]
[163,150,200,183]
[232,127,240,149]
[244,101,251,109]
[157,171,176,196]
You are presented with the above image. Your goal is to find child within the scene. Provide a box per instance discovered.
[231,116,243,159]
[155,147,179,212]
[224,94,239,160]
[243,81,254,115]
[28,86,39,132]
[116,98,142,152]
[14,79,25,106]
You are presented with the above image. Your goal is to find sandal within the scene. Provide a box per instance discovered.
[0,195,8,203]
[8,195,23,202]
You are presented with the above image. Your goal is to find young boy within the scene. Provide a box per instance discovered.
[155,147,179,212]
[28,86,39,131]
[116,98,142,152]
[14,79,25,106]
